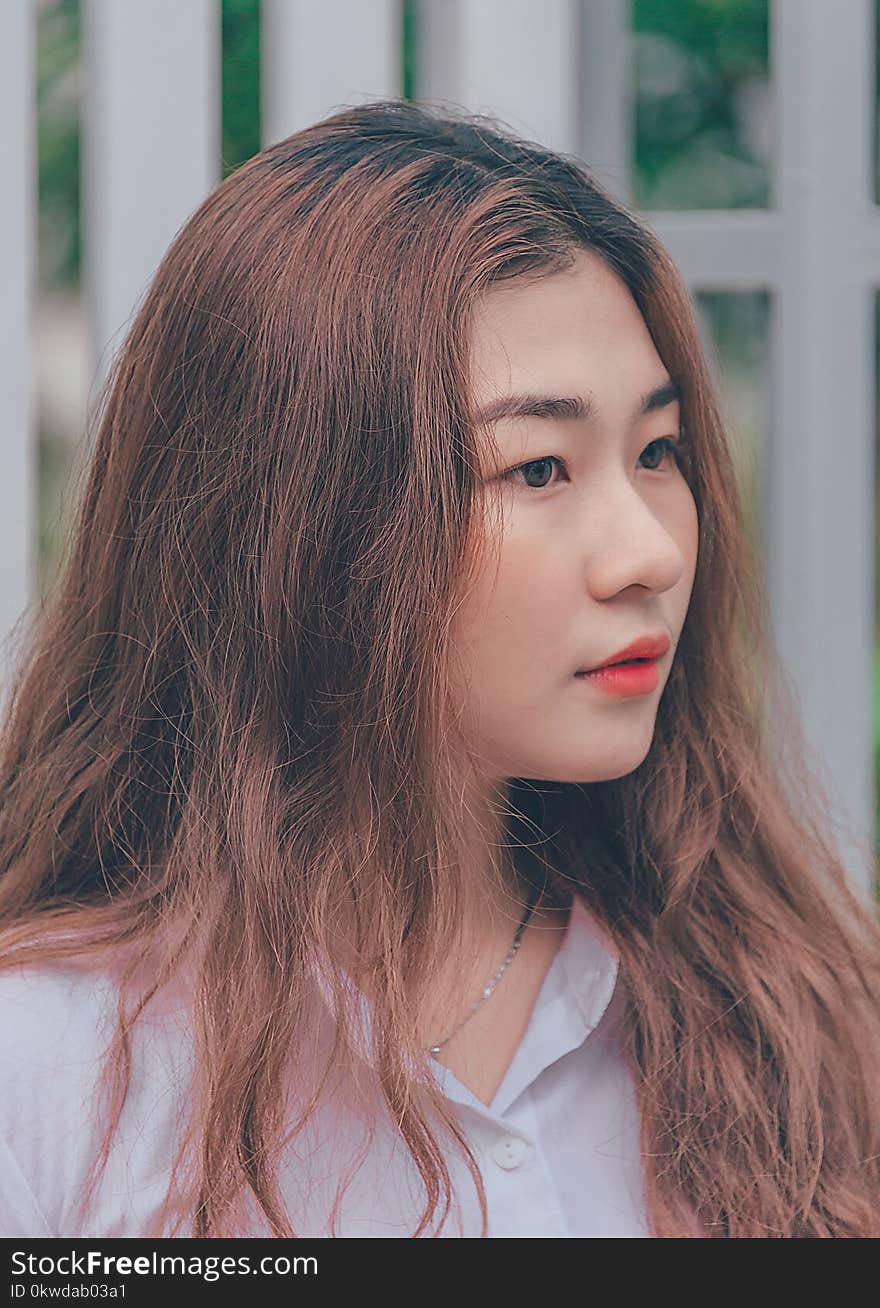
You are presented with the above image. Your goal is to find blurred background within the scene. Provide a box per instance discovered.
[10,0,879,894]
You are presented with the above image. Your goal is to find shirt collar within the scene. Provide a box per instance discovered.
[467,893,621,1117]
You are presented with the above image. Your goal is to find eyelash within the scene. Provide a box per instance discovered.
[500,436,686,490]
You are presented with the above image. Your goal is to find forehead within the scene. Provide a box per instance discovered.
[468,247,665,408]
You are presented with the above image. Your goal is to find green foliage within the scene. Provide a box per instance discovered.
[634,0,768,68]
[403,0,417,102]
[37,0,79,288]
[221,0,260,178]
[633,0,769,207]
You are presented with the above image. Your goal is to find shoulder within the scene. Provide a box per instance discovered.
[0,955,121,1110]
[0,952,196,1237]
[0,957,118,1236]
[0,950,117,1045]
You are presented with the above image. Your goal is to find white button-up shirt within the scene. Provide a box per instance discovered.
[0,895,650,1237]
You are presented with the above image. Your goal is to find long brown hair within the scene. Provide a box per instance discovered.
[1,98,878,1238]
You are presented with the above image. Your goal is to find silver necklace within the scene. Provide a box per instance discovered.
[427,878,544,1057]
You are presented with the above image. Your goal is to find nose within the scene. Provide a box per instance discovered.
[579,483,688,599]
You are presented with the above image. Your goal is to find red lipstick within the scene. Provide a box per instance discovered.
[574,633,670,698]
[580,633,670,672]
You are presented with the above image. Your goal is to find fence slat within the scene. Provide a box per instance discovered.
[647,212,784,289]
[81,0,220,404]
[578,0,632,205]
[766,0,876,892]
[0,0,36,692]
[262,0,402,146]
[417,0,580,157]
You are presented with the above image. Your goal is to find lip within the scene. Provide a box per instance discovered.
[577,632,670,674]
[574,660,661,697]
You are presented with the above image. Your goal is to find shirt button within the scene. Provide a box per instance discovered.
[491,1136,529,1170]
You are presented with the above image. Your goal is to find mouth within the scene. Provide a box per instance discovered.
[577,633,670,674]
[574,657,657,674]
[574,657,662,696]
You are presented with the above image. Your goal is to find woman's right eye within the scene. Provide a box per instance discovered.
[500,456,567,490]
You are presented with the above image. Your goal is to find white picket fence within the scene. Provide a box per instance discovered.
[0,0,876,893]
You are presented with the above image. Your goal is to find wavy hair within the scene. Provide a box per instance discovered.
[1,98,879,1238]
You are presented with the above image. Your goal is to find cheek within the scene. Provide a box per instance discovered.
[493,537,564,632]
[451,535,562,685]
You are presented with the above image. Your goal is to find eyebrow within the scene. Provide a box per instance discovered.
[473,378,681,428]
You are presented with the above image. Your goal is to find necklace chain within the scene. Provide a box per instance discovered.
[426,877,544,1057]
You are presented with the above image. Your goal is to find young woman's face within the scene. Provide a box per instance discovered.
[451,246,699,785]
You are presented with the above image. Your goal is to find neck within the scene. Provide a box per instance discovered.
[321,769,570,1022]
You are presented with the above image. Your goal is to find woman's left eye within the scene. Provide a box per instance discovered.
[501,437,683,490]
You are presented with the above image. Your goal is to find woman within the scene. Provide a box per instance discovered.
[0,98,878,1239]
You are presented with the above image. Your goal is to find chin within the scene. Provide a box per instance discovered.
[513,756,650,786]
[537,740,656,784]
